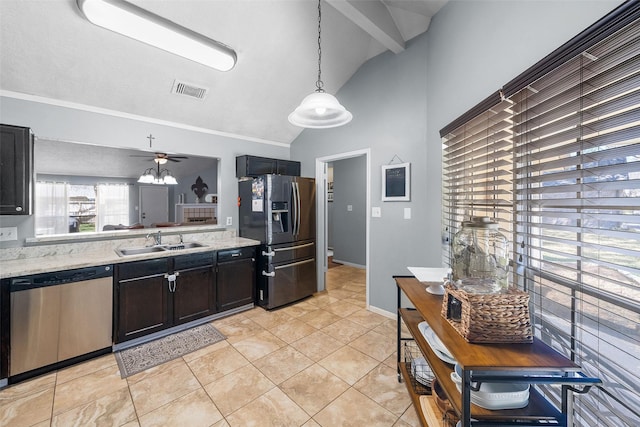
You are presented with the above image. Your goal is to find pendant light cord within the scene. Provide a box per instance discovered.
[316,0,324,93]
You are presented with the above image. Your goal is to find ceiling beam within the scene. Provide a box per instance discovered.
[327,0,405,53]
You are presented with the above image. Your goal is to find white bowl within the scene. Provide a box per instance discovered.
[450,370,530,409]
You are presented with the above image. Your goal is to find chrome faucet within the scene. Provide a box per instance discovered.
[146,230,162,246]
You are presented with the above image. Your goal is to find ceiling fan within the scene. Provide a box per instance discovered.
[130,152,188,164]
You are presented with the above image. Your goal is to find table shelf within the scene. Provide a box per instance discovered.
[395,276,601,427]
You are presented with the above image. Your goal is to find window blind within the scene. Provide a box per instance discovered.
[441,97,514,269]
[511,17,640,427]
[441,3,639,425]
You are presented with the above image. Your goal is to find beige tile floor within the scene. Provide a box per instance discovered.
[0,265,420,427]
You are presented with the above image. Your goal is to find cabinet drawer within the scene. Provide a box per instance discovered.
[218,247,255,262]
[116,258,168,281]
[173,252,215,270]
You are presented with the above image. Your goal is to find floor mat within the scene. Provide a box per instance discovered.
[115,323,225,378]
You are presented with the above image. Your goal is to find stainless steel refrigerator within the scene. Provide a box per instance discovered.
[238,175,316,309]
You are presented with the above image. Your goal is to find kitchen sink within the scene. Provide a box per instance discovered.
[163,242,207,251]
[115,242,207,257]
[115,246,168,257]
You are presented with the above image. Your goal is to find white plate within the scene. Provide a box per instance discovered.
[418,322,456,365]
[411,357,433,386]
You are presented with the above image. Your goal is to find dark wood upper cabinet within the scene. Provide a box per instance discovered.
[236,155,300,178]
[0,124,33,215]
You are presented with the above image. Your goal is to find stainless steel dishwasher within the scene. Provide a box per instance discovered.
[8,265,113,381]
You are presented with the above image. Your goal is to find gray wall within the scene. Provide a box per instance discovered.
[332,156,366,266]
[291,0,622,314]
[0,96,289,247]
[291,30,432,313]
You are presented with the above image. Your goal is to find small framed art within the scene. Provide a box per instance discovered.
[382,162,410,201]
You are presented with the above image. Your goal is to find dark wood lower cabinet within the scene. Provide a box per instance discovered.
[173,265,216,325]
[217,247,256,312]
[115,254,216,344]
[115,259,171,343]
[115,248,256,344]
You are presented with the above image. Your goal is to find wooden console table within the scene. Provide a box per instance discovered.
[395,276,601,427]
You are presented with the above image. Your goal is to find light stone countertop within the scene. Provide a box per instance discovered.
[0,236,261,279]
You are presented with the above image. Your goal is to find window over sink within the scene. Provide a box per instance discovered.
[35,181,130,235]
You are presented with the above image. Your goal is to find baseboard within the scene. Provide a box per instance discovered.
[331,259,365,269]
[367,304,395,319]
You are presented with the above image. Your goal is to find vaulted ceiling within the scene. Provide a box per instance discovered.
[0,0,448,145]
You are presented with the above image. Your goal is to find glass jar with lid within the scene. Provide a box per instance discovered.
[451,216,509,294]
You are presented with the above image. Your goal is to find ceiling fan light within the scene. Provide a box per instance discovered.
[138,167,178,185]
[163,174,178,185]
[288,91,353,128]
[138,169,155,183]
[76,0,237,71]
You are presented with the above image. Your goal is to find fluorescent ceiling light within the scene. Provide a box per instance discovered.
[76,0,237,71]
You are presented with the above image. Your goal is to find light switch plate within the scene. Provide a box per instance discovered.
[372,207,381,217]
[226,217,233,226]
[0,226,18,241]
[347,205,353,212]
[404,207,411,219]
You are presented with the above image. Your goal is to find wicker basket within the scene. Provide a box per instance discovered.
[440,284,533,343]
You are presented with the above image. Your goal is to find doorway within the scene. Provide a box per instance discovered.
[315,149,370,306]
[139,186,169,226]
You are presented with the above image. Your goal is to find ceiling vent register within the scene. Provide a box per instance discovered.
[171,80,208,100]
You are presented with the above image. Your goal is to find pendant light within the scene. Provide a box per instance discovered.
[288,0,352,128]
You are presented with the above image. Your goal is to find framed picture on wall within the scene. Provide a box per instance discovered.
[382,162,410,201]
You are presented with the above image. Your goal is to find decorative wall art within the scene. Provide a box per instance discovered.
[382,162,410,201]
[191,176,209,203]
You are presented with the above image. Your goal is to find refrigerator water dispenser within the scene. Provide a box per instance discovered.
[271,202,289,233]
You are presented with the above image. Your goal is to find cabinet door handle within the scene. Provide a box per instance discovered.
[16,206,23,212]
[262,271,275,277]
[165,273,179,292]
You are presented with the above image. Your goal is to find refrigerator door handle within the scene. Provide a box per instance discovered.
[273,242,314,252]
[274,258,315,269]
[291,181,298,236]
[294,181,301,236]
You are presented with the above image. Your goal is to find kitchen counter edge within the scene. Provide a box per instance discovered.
[0,237,261,279]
